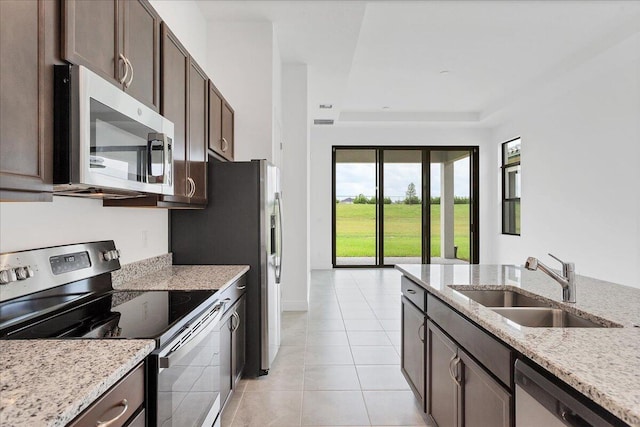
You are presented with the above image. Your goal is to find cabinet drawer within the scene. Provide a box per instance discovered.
[127,408,146,427]
[402,276,425,311]
[218,275,247,311]
[427,294,513,387]
[68,363,145,427]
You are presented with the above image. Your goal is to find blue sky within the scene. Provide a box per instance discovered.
[336,158,470,201]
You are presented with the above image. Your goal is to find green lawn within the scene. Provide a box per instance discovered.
[336,203,470,261]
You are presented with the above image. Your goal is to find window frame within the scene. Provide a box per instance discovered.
[501,137,521,236]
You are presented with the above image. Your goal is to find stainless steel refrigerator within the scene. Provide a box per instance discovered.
[170,158,282,376]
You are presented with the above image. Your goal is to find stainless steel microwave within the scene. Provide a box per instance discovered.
[54,65,174,198]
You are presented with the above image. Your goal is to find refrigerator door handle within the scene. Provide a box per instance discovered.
[274,192,283,284]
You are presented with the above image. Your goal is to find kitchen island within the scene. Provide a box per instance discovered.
[397,264,640,426]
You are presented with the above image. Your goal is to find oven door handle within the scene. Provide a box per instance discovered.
[158,302,223,371]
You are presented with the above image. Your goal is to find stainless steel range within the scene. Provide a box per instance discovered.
[0,241,223,427]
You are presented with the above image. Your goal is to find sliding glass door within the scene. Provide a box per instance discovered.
[334,149,378,266]
[382,149,423,265]
[333,146,479,268]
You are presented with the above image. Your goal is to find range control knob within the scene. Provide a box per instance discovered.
[103,251,113,261]
[15,267,28,280]
[0,269,17,285]
[25,266,34,278]
[112,249,121,260]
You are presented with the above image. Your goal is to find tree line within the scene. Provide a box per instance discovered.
[337,182,470,205]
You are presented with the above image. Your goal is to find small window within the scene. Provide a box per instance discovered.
[502,138,521,235]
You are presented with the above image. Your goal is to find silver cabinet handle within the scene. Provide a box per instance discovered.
[221,137,228,152]
[118,54,129,85]
[418,322,424,343]
[96,399,128,427]
[454,357,462,387]
[233,311,240,332]
[406,289,416,294]
[124,57,134,88]
[448,355,462,387]
[236,285,246,290]
[187,177,196,197]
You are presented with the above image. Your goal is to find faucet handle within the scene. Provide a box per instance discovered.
[548,253,575,275]
[548,253,565,265]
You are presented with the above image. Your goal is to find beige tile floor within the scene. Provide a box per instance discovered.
[222,268,430,427]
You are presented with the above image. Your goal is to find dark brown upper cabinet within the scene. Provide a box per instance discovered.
[188,59,208,205]
[160,23,189,204]
[161,23,208,207]
[0,0,61,202]
[209,82,235,161]
[62,0,160,111]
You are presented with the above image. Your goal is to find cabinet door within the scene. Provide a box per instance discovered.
[0,0,55,201]
[221,100,234,160]
[208,83,224,156]
[188,59,208,205]
[160,23,189,202]
[427,321,458,427]
[459,350,512,427]
[232,296,246,384]
[62,0,121,85]
[220,313,233,408]
[401,297,425,409]
[122,0,159,111]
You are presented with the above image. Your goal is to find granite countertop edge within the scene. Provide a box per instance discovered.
[113,264,250,292]
[396,264,640,427]
[0,340,156,427]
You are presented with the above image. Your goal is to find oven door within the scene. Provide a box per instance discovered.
[149,301,223,427]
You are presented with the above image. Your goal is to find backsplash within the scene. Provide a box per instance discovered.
[111,253,172,289]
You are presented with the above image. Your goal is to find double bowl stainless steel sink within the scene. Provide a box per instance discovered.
[452,289,617,328]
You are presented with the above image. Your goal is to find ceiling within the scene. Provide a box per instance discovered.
[198,1,640,126]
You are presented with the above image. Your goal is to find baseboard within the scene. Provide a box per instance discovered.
[282,300,309,311]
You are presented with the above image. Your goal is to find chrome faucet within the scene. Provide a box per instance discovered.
[524,254,576,303]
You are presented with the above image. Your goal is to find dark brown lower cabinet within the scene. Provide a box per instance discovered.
[427,321,458,427]
[426,320,512,427]
[220,290,246,410]
[401,296,425,409]
[459,349,512,427]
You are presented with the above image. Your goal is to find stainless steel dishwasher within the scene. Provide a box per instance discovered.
[515,360,622,427]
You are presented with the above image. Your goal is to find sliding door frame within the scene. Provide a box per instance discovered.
[332,145,479,268]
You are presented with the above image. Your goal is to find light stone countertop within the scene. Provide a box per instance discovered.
[0,257,249,426]
[113,264,250,292]
[0,339,155,427]
[396,264,640,427]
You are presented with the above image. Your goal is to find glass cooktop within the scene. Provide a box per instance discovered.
[1,289,217,343]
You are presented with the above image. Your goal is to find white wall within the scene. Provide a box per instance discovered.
[0,198,167,265]
[280,64,310,310]
[207,22,277,163]
[309,125,495,269]
[0,1,209,265]
[492,58,640,288]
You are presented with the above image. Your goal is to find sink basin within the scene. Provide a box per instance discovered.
[491,307,609,328]
[454,289,551,308]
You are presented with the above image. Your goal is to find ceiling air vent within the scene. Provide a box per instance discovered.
[314,119,334,125]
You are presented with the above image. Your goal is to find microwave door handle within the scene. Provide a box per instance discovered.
[164,136,172,186]
[147,133,165,183]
